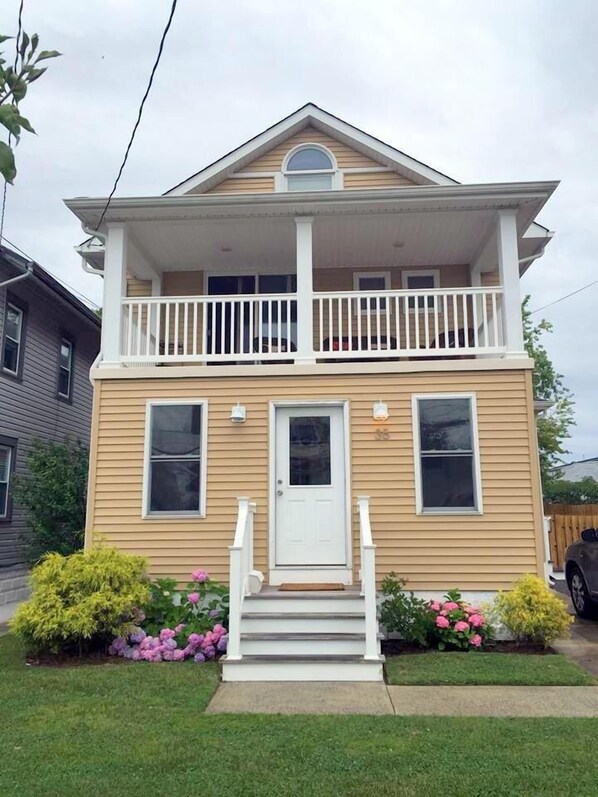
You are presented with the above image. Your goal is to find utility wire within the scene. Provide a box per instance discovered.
[1,235,101,309]
[96,0,178,230]
[0,0,24,244]
[530,279,598,315]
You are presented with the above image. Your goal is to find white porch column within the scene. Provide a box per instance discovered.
[295,216,315,364]
[100,223,127,368]
[496,209,525,356]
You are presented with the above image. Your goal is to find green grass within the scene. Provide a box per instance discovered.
[385,651,596,686]
[2,635,598,796]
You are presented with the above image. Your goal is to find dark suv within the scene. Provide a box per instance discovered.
[565,528,598,618]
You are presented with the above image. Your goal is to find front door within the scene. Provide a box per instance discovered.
[274,405,347,566]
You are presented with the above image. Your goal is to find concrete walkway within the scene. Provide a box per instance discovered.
[0,600,22,635]
[206,681,598,717]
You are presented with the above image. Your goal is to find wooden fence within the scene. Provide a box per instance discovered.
[545,504,598,571]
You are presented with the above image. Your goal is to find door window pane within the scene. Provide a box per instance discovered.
[289,416,331,486]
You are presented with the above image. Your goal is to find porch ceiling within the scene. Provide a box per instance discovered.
[65,182,557,275]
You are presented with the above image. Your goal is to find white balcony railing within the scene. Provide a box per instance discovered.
[120,286,505,364]
[357,496,379,660]
[227,497,258,661]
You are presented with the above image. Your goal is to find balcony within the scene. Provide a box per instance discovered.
[120,285,505,365]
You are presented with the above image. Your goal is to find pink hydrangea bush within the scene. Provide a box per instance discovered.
[427,589,492,650]
[108,622,228,663]
[108,568,229,663]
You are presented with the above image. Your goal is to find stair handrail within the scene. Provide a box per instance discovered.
[227,497,257,660]
[358,496,379,660]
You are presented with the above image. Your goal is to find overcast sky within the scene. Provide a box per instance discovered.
[1,0,596,461]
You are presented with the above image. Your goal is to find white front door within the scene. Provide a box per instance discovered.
[274,405,347,566]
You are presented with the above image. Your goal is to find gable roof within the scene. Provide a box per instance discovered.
[165,102,458,196]
[0,245,101,329]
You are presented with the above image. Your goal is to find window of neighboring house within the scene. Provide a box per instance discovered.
[144,401,207,517]
[353,271,391,313]
[2,297,26,377]
[413,395,482,514]
[0,437,17,521]
[402,270,440,311]
[283,145,338,192]
[58,337,74,401]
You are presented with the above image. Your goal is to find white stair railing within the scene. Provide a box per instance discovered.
[357,496,379,660]
[227,497,259,660]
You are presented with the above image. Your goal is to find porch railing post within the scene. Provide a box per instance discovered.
[100,223,127,367]
[295,216,315,364]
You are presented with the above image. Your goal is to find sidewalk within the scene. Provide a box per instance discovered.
[0,600,22,635]
[206,681,598,717]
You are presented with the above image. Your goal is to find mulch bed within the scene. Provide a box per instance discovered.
[24,649,130,668]
[382,639,555,656]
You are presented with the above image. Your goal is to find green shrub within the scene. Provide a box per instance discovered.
[380,573,434,647]
[10,547,150,654]
[12,438,88,565]
[494,574,572,647]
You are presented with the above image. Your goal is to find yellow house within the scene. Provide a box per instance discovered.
[66,104,556,681]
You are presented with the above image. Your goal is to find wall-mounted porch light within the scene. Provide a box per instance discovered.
[230,403,247,423]
[372,401,389,423]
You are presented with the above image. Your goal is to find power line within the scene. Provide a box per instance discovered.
[96,0,178,230]
[0,0,25,244]
[530,279,598,315]
[1,235,101,310]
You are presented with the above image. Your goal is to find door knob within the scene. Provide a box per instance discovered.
[277,489,283,496]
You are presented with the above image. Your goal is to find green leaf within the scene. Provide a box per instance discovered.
[0,35,13,45]
[0,140,16,183]
[30,33,39,54]
[0,105,21,137]
[17,114,35,134]
[19,32,30,58]
[35,49,61,62]
[11,78,27,101]
[26,67,46,84]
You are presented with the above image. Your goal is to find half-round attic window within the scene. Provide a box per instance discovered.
[287,147,333,171]
[283,145,336,192]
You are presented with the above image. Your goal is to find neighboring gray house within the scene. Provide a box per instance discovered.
[0,245,101,575]
[556,457,598,483]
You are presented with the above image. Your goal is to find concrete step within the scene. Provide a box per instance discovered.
[241,613,366,635]
[221,654,385,682]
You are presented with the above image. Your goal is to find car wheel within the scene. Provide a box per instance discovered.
[569,566,598,619]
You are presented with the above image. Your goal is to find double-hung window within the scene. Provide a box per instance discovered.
[144,401,207,516]
[402,270,440,311]
[58,337,74,400]
[413,395,482,513]
[0,437,16,520]
[2,297,26,377]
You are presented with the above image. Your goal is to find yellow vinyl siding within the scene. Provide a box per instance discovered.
[88,369,542,591]
[343,172,415,189]
[126,276,152,297]
[204,176,274,194]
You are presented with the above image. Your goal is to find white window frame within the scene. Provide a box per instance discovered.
[142,399,208,519]
[281,143,342,192]
[401,269,441,313]
[0,443,13,520]
[411,393,483,516]
[353,271,391,315]
[58,337,74,400]
[2,301,24,376]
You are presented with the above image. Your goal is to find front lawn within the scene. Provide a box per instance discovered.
[2,635,598,796]
[385,651,596,686]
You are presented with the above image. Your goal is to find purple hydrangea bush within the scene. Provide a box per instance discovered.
[108,568,229,664]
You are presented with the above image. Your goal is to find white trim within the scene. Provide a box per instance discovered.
[0,443,13,519]
[141,399,208,519]
[268,399,352,584]
[58,337,74,399]
[2,301,24,376]
[282,142,338,173]
[411,392,483,516]
[164,104,457,196]
[401,269,441,312]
